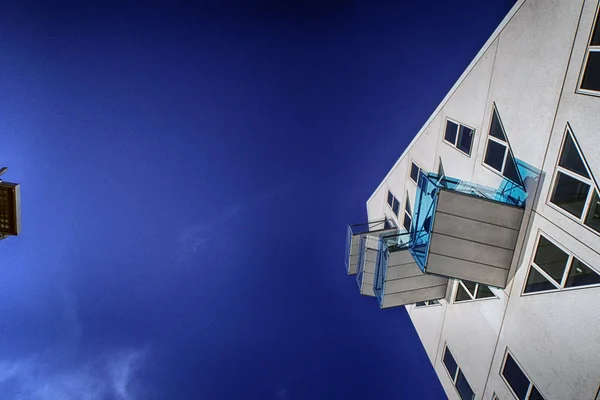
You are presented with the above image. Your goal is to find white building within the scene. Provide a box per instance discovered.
[345,1,600,399]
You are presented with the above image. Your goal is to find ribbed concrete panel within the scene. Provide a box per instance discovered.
[433,211,519,249]
[429,234,514,269]
[427,253,509,288]
[381,284,448,308]
[436,190,523,229]
[385,274,448,294]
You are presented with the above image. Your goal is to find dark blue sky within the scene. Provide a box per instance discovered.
[0,1,514,399]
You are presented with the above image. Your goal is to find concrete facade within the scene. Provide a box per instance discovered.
[360,1,600,398]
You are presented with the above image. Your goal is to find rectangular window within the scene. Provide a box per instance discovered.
[454,280,497,303]
[414,299,440,308]
[443,118,474,156]
[387,190,400,217]
[550,126,600,234]
[501,351,546,400]
[579,5,600,94]
[523,233,600,294]
[403,194,412,232]
[442,345,475,400]
[410,161,423,185]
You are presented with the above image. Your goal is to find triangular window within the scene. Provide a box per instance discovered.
[550,126,600,234]
[454,280,498,303]
[483,105,525,187]
[524,233,600,294]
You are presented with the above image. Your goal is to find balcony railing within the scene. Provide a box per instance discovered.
[345,218,395,275]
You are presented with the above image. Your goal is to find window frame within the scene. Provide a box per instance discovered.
[521,230,600,296]
[481,104,524,187]
[442,344,475,400]
[442,117,475,157]
[414,299,441,308]
[500,349,546,400]
[547,125,600,236]
[453,280,498,303]
[402,192,412,232]
[577,3,600,97]
[386,189,401,218]
[409,161,423,186]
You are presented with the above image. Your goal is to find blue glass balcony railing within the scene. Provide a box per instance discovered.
[373,230,411,305]
[345,218,395,273]
[409,172,533,271]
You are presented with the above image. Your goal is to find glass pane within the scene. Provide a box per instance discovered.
[524,266,558,293]
[504,153,524,186]
[551,172,590,219]
[456,370,475,400]
[565,258,600,288]
[559,133,589,178]
[476,285,495,299]
[405,197,412,215]
[455,283,472,302]
[581,52,600,92]
[430,299,440,305]
[585,190,600,233]
[463,281,477,296]
[592,14,600,45]
[392,198,400,216]
[502,353,530,400]
[529,386,546,400]
[457,126,473,155]
[403,214,412,232]
[489,109,507,141]
[533,236,569,283]
[484,140,506,172]
[415,301,426,307]
[445,120,458,144]
[443,347,458,378]
[410,163,419,183]
[387,191,394,206]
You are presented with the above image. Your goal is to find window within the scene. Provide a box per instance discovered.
[387,190,400,217]
[579,5,600,94]
[501,351,545,400]
[403,194,412,232]
[483,105,524,187]
[414,299,440,308]
[493,395,500,400]
[523,233,600,294]
[443,119,474,156]
[410,161,423,185]
[549,126,600,234]
[443,345,475,400]
[454,280,497,302]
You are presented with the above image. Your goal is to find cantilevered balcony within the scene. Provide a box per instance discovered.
[373,230,448,308]
[355,234,380,297]
[345,219,396,276]
[410,173,528,288]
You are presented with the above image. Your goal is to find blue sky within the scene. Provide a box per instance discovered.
[0,1,514,399]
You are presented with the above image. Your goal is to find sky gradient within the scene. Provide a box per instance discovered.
[0,1,514,399]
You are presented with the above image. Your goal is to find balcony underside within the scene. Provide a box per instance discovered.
[380,249,448,308]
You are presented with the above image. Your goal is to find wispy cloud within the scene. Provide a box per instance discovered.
[179,183,291,255]
[0,349,147,400]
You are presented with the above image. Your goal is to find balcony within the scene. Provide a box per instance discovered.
[410,173,528,288]
[355,234,380,297]
[373,231,448,308]
[345,219,396,276]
